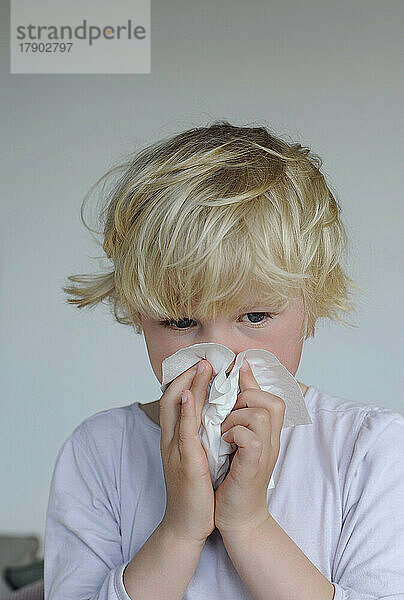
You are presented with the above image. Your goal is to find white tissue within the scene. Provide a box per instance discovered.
[160,342,312,490]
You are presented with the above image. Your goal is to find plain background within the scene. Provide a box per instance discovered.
[1,0,403,558]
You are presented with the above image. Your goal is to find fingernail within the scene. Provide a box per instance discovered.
[240,358,249,370]
[197,360,205,374]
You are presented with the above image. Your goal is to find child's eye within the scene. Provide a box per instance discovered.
[160,317,195,329]
[159,312,274,330]
[240,312,274,327]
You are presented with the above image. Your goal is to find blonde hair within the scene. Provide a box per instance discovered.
[63,120,365,341]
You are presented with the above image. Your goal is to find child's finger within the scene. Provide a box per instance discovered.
[177,389,209,474]
[189,360,212,425]
[159,366,197,448]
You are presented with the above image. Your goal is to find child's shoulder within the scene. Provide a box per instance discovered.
[305,384,404,452]
[66,402,139,451]
[306,383,402,418]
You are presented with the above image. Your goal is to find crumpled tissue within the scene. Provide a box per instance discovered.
[160,342,312,490]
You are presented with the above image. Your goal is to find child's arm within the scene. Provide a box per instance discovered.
[218,407,404,600]
[220,516,335,600]
[123,520,205,599]
[44,428,127,600]
[45,364,215,600]
[45,425,202,600]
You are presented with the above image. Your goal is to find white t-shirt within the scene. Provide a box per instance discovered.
[44,385,404,599]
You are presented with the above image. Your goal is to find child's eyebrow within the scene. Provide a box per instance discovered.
[238,299,274,307]
[236,304,273,311]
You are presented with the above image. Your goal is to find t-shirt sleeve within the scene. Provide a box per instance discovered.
[44,424,132,600]
[331,407,404,600]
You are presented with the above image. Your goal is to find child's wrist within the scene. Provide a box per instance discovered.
[159,516,208,549]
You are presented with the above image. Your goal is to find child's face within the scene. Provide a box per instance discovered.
[140,295,306,384]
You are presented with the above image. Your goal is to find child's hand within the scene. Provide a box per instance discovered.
[214,358,285,537]
[159,359,215,546]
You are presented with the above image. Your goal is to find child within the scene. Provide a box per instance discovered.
[44,121,404,600]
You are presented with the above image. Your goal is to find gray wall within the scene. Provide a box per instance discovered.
[1,0,403,558]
